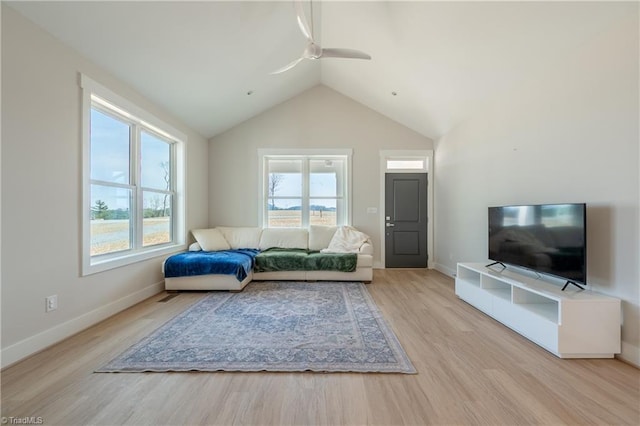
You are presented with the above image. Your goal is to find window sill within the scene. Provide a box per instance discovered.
[82,243,186,276]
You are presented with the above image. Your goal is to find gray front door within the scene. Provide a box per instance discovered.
[385,173,428,268]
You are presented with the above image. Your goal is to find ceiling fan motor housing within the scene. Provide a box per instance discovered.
[304,42,323,59]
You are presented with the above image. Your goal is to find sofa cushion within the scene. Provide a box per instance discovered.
[305,251,357,272]
[254,248,308,272]
[217,227,263,249]
[309,225,338,251]
[254,248,357,272]
[259,228,309,250]
[190,228,230,251]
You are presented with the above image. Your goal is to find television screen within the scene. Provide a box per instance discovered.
[488,203,587,285]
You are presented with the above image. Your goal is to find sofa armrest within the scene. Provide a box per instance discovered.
[359,242,374,255]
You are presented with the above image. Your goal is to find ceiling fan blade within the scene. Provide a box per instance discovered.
[270,57,305,75]
[294,0,313,42]
[321,48,372,60]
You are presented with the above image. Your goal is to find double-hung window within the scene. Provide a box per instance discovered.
[81,75,185,275]
[260,150,352,228]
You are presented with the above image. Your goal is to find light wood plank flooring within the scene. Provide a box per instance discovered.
[2,269,639,425]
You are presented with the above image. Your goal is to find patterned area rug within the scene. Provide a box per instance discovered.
[97,282,416,373]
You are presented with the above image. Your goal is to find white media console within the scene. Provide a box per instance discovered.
[455,262,621,358]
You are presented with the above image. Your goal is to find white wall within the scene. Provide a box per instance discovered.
[209,85,433,266]
[1,6,209,367]
[434,11,639,365]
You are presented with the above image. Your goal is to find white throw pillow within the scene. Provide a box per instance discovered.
[217,227,263,249]
[308,225,338,251]
[191,228,230,251]
[188,242,202,251]
[322,226,370,253]
[259,228,309,250]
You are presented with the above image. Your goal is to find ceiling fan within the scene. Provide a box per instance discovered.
[271,0,372,74]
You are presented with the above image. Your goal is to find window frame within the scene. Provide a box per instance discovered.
[258,149,352,228]
[81,74,186,275]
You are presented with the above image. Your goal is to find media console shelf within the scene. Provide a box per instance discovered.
[455,262,621,358]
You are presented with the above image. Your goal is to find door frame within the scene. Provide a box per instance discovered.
[379,150,434,269]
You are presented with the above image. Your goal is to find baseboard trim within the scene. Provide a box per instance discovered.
[617,341,640,368]
[434,262,456,278]
[1,281,164,369]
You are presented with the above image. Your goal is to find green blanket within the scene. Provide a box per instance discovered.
[254,248,358,273]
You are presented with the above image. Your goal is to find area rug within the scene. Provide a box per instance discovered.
[96,281,416,373]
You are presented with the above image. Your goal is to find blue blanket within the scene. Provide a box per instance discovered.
[164,249,260,281]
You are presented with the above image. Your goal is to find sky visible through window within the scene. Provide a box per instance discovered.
[271,172,338,209]
[90,109,171,212]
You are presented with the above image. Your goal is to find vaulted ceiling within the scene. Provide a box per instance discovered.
[7,1,632,140]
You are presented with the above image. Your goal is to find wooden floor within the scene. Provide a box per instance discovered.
[2,269,639,425]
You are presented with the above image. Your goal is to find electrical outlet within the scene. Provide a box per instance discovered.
[46,295,58,312]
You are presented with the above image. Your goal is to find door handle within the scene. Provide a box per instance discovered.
[386,223,395,227]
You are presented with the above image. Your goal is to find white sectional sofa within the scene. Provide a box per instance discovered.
[164,225,374,291]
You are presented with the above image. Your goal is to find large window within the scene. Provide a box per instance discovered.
[260,150,351,228]
[82,75,185,275]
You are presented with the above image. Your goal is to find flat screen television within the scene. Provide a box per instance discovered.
[488,203,587,289]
